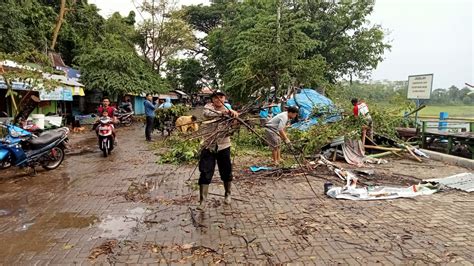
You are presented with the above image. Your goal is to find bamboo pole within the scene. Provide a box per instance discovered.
[405,146,422,162]
[367,151,392,158]
[364,145,403,152]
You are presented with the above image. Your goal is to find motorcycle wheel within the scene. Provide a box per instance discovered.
[103,144,108,157]
[42,147,65,170]
[123,117,132,127]
[0,160,11,169]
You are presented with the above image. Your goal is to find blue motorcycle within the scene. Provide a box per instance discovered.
[0,122,69,172]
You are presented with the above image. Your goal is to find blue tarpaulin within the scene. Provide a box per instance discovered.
[287,88,341,131]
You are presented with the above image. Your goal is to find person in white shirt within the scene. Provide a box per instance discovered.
[264,106,299,165]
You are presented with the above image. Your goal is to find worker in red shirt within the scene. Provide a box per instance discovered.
[98,97,116,119]
[351,98,373,144]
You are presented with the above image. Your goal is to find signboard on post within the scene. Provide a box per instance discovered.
[407,74,434,99]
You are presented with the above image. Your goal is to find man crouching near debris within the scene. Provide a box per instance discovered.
[265,106,299,165]
[175,115,199,133]
[198,90,239,210]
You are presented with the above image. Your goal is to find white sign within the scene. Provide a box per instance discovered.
[407,74,433,99]
[39,87,73,101]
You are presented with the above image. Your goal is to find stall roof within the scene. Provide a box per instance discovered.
[43,73,84,87]
[158,92,179,100]
[173,89,187,96]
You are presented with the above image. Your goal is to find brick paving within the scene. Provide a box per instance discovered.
[0,126,473,265]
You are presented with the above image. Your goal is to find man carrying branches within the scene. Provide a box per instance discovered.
[198,90,239,210]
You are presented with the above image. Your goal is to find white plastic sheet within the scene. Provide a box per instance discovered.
[326,182,440,201]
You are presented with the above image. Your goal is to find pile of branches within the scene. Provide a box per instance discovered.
[158,101,270,165]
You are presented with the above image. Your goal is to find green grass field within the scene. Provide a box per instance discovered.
[418,105,474,118]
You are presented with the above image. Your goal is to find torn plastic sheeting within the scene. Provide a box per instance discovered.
[250,166,274,172]
[326,182,441,201]
[425,173,474,192]
[341,139,388,166]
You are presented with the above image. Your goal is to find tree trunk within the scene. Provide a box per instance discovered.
[50,0,67,51]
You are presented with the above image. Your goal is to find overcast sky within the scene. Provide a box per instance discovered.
[89,0,473,90]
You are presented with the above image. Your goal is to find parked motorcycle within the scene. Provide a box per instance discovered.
[0,122,69,172]
[96,117,115,157]
[114,107,134,127]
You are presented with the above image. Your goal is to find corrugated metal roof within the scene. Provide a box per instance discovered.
[426,173,474,192]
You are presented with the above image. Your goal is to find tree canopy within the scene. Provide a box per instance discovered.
[183,0,390,101]
[0,0,191,95]
[1,0,392,99]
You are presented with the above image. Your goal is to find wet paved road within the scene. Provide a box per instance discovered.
[0,126,473,265]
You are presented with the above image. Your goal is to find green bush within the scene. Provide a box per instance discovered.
[233,127,267,149]
[158,137,200,164]
[154,105,190,131]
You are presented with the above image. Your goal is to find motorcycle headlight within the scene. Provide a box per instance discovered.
[10,130,20,138]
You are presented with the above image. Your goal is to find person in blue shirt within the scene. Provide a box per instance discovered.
[144,93,158,142]
[259,100,282,126]
[158,97,173,109]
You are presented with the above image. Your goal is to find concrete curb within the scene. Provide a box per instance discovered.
[420,149,474,170]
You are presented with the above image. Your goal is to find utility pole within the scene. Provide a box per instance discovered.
[276,0,281,45]
[151,0,156,70]
[274,0,281,100]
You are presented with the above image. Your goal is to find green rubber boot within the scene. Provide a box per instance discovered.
[197,184,208,210]
[224,182,232,205]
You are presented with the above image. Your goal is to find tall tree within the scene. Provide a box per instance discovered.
[179,58,203,93]
[75,13,165,94]
[165,58,203,93]
[50,0,67,50]
[136,0,195,72]
[186,0,390,101]
[165,58,181,89]
[0,0,55,53]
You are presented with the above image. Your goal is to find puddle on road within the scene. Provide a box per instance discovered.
[0,210,101,259]
[65,146,96,156]
[50,212,99,229]
[95,207,146,239]
[0,225,51,259]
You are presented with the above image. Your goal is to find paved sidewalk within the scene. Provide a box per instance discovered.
[0,126,473,265]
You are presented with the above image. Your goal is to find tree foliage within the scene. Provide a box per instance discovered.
[0,0,192,95]
[0,51,59,115]
[184,0,390,102]
[0,0,55,53]
[431,86,473,105]
[165,58,204,93]
[75,13,165,94]
[136,0,195,71]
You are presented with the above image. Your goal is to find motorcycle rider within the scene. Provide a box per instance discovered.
[98,97,117,122]
[95,97,117,143]
[96,110,116,142]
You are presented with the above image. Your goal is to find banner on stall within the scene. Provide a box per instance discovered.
[39,87,73,101]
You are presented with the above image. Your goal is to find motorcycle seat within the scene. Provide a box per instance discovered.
[28,131,64,149]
